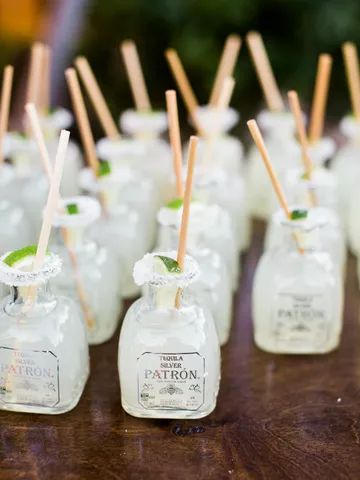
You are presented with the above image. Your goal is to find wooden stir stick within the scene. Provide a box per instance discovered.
[209,34,241,106]
[0,65,14,166]
[308,54,332,143]
[120,40,151,112]
[25,103,95,328]
[247,119,304,254]
[26,129,69,306]
[26,42,44,108]
[165,90,184,198]
[39,44,51,114]
[165,49,205,136]
[342,42,360,121]
[75,56,121,139]
[246,31,284,112]
[175,136,198,308]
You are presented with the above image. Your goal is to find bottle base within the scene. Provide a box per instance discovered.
[121,399,217,419]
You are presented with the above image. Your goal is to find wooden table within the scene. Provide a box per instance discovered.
[1,220,360,480]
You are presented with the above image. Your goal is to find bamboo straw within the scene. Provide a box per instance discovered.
[75,56,120,139]
[25,103,52,181]
[247,120,290,216]
[308,54,332,143]
[26,129,69,306]
[342,42,360,120]
[165,90,184,197]
[175,136,198,308]
[26,42,44,107]
[120,40,151,111]
[0,65,14,165]
[246,31,284,111]
[287,90,313,177]
[65,68,99,175]
[217,76,235,112]
[209,34,241,106]
[39,44,51,113]
[165,49,204,136]
[25,103,95,328]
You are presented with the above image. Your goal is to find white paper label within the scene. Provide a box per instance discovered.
[0,347,59,407]
[137,352,205,411]
[273,291,330,348]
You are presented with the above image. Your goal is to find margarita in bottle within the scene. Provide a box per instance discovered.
[118,252,220,418]
[0,247,89,413]
[50,196,123,344]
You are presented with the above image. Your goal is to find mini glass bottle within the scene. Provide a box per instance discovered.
[246,110,300,220]
[79,167,147,297]
[50,196,123,344]
[190,105,244,175]
[3,132,48,241]
[157,199,239,290]
[120,109,173,203]
[0,251,89,413]
[265,206,346,276]
[347,186,360,256]
[155,210,233,345]
[253,211,343,354]
[331,116,360,218]
[118,252,220,418]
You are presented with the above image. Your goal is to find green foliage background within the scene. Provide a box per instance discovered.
[77,0,360,133]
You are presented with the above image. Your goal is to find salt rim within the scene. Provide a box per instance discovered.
[96,137,146,160]
[52,196,101,228]
[3,132,38,157]
[339,115,360,139]
[0,252,62,286]
[133,251,200,287]
[275,206,330,232]
[0,163,15,187]
[307,137,336,164]
[40,108,73,131]
[257,110,295,134]
[120,109,168,136]
[192,105,239,134]
[79,166,134,193]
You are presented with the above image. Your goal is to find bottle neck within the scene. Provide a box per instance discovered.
[145,283,184,310]
[281,224,324,253]
[54,226,86,250]
[159,224,203,251]
[5,282,56,318]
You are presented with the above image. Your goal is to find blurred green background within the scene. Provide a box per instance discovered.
[1,0,360,136]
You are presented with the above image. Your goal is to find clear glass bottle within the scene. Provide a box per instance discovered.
[331,116,360,219]
[155,216,233,345]
[246,110,300,220]
[120,109,173,203]
[118,252,221,418]
[0,252,89,413]
[50,196,123,345]
[265,207,346,275]
[157,200,239,290]
[79,167,147,297]
[253,214,343,354]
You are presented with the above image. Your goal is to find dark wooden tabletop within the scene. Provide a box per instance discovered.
[1,220,360,480]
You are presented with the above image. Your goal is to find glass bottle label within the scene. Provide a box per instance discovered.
[0,347,60,407]
[137,352,205,411]
[273,291,330,347]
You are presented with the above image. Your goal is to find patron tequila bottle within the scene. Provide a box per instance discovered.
[0,249,89,413]
[118,252,220,418]
[50,196,123,344]
[253,210,343,354]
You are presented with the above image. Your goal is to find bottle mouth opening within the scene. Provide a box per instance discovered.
[276,206,329,232]
[0,252,62,286]
[52,196,101,228]
[133,251,200,287]
[120,109,168,136]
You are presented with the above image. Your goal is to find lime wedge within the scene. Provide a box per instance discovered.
[66,203,79,215]
[291,209,308,221]
[3,245,42,270]
[98,160,111,178]
[166,198,184,210]
[154,255,181,274]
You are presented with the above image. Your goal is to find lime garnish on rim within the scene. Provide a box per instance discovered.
[290,209,308,221]
[98,160,111,178]
[66,203,79,215]
[3,245,50,270]
[154,255,182,273]
[166,198,184,210]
